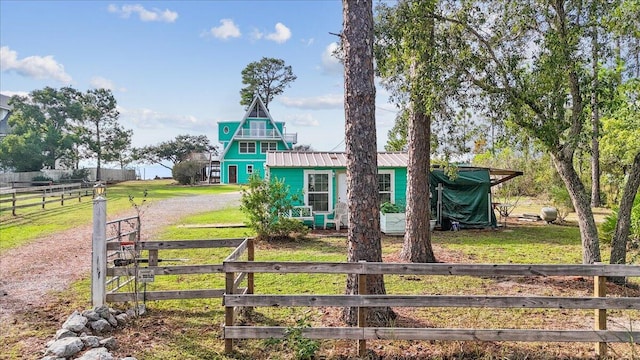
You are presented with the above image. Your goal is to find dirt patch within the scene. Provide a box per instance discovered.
[0,192,241,323]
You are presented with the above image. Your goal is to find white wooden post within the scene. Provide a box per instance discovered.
[91,195,107,307]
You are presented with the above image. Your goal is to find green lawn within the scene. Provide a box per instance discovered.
[0,180,240,252]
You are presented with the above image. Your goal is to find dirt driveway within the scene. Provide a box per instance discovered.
[0,192,241,323]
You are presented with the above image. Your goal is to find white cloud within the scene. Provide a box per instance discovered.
[206,19,241,40]
[265,23,291,44]
[108,4,178,23]
[320,42,342,75]
[285,113,319,127]
[89,76,127,92]
[279,94,343,110]
[0,46,72,83]
[301,38,315,46]
[119,106,207,131]
[250,28,264,41]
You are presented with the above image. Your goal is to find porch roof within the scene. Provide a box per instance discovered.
[266,151,409,168]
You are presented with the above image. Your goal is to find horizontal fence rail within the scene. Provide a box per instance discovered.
[222,261,640,357]
[0,183,93,215]
[103,238,252,303]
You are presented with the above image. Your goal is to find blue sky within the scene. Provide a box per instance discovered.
[0,0,398,167]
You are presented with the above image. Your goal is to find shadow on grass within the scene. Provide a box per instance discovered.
[257,236,346,255]
[433,224,581,246]
[0,200,94,228]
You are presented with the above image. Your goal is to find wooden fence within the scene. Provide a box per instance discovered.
[222,261,640,357]
[0,183,93,215]
[103,237,253,303]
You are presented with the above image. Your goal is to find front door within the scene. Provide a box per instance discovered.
[337,172,347,203]
[228,165,237,184]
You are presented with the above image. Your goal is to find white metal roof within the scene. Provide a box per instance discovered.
[265,152,409,168]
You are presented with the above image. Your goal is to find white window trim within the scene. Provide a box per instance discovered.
[378,169,395,203]
[260,141,278,153]
[250,121,266,137]
[246,164,254,174]
[303,170,333,213]
[239,141,256,154]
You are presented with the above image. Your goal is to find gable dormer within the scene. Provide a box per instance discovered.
[219,96,297,159]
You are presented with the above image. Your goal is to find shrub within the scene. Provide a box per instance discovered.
[31,175,53,184]
[549,186,574,223]
[380,201,404,214]
[599,196,640,247]
[240,174,308,241]
[59,168,90,182]
[172,160,201,185]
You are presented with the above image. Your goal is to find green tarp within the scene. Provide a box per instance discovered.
[430,168,496,229]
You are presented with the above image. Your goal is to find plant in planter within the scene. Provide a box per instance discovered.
[380,202,406,235]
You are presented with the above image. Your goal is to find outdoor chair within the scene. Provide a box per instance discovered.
[324,202,348,230]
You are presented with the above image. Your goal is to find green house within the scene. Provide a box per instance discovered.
[218,96,297,184]
[266,152,523,229]
[265,151,408,227]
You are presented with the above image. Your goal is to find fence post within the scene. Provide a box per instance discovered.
[247,238,254,295]
[61,191,65,206]
[594,263,607,356]
[12,192,16,216]
[91,195,107,307]
[224,269,235,354]
[358,261,367,357]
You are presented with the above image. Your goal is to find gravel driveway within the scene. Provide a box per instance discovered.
[0,192,241,323]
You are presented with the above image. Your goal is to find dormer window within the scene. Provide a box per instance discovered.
[248,101,268,117]
[250,121,266,137]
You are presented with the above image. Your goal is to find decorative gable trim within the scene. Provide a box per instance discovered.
[220,96,291,159]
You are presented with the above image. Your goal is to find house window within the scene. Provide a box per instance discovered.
[247,164,253,174]
[378,170,394,204]
[223,126,230,134]
[239,141,256,154]
[305,170,332,212]
[250,121,266,137]
[261,141,278,153]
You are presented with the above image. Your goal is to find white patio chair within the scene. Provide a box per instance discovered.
[324,202,348,230]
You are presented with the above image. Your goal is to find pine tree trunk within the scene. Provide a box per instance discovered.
[552,153,601,264]
[610,152,640,270]
[342,0,394,326]
[401,94,436,263]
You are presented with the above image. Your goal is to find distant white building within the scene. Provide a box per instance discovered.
[0,94,12,140]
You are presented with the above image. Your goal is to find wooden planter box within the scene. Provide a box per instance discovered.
[380,212,405,235]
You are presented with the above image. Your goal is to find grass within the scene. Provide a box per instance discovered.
[3,200,639,359]
[0,180,240,252]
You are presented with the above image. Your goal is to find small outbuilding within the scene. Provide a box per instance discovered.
[265,151,522,229]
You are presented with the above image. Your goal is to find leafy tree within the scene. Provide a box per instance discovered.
[376,0,446,263]
[172,160,202,185]
[600,79,640,267]
[240,174,308,241]
[0,87,82,171]
[240,57,297,109]
[342,0,394,325]
[78,88,132,181]
[441,0,610,263]
[0,133,44,171]
[133,134,216,170]
[384,109,409,152]
[291,144,314,152]
[104,125,134,169]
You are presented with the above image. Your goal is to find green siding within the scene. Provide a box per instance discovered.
[269,168,305,205]
[218,122,239,142]
[392,167,407,204]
